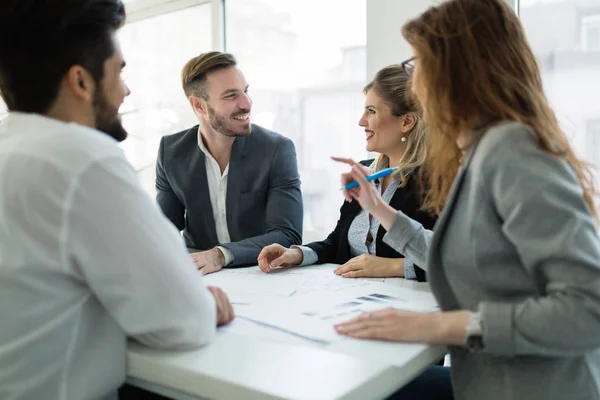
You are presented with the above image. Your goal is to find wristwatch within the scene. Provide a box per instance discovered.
[464,311,485,352]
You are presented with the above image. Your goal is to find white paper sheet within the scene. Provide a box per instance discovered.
[202,264,401,303]
[218,316,321,347]
[236,283,439,343]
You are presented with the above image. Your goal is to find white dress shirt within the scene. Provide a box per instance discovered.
[0,113,217,400]
[197,130,234,265]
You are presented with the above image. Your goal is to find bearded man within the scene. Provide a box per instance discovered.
[156,52,303,274]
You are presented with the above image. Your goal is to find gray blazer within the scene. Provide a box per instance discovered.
[156,124,303,266]
[383,121,600,400]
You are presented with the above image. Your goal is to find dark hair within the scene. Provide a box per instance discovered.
[181,51,237,99]
[0,0,126,113]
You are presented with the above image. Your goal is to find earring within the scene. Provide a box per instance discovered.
[401,136,407,142]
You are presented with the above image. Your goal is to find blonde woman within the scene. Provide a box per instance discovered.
[258,66,435,280]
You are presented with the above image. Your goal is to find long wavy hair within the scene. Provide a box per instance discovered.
[402,0,597,219]
[365,65,428,188]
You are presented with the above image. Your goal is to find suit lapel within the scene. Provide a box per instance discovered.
[427,146,479,310]
[188,145,219,245]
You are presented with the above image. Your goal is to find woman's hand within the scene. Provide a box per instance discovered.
[331,157,382,214]
[334,308,470,346]
[331,157,399,230]
[257,244,304,273]
[333,255,404,278]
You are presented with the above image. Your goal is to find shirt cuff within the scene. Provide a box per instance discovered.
[404,258,416,279]
[216,246,234,266]
[291,245,319,266]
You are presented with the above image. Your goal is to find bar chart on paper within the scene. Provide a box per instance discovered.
[236,283,440,343]
[203,264,444,369]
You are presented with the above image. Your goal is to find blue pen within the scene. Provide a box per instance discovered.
[342,167,399,190]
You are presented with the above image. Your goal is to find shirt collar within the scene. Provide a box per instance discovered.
[197,127,210,155]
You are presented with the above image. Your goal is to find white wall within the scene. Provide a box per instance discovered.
[366,0,438,79]
[366,0,519,79]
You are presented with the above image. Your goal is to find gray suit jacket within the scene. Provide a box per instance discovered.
[384,121,600,400]
[156,124,303,266]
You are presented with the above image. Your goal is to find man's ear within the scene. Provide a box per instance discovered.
[400,113,418,133]
[64,65,96,103]
[189,96,208,116]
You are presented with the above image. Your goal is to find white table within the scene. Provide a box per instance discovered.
[126,265,446,400]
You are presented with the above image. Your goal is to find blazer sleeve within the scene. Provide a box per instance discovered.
[220,137,303,266]
[304,201,353,264]
[475,124,600,356]
[155,137,185,231]
[382,175,437,281]
[382,214,434,270]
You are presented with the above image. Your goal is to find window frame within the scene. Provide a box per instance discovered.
[125,0,225,51]
[581,14,600,53]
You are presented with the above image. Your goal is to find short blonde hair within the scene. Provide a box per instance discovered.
[364,65,428,188]
[181,51,237,99]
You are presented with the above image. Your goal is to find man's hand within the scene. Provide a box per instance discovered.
[257,244,304,273]
[207,286,234,326]
[191,248,225,275]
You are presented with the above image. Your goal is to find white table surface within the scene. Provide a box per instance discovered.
[126,265,446,400]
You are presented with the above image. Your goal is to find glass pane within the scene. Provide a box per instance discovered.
[226,0,367,234]
[118,4,212,197]
[0,97,6,121]
[520,0,600,187]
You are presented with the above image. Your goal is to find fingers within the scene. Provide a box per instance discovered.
[269,255,287,269]
[222,291,235,325]
[198,266,209,276]
[341,270,365,278]
[198,264,222,276]
[340,172,355,202]
[335,309,404,341]
[208,286,235,326]
[350,165,370,187]
[342,326,386,340]
[331,156,361,168]
[332,157,371,176]
[257,244,284,273]
[334,313,387,336]
[257,249,272,273]
[334,262,360,275]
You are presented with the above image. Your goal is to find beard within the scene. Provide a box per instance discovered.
[93,88,128,142]
[206,104,251,137]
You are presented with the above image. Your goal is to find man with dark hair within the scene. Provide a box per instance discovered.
[0,2,233,399]
[157,51,303,274]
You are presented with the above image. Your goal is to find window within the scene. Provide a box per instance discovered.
[520,0,600,185]
[582,14,600,53]
[0,97,6,121]
[118,2,213,197]
[225,0,367,234]
[588,120,600,161]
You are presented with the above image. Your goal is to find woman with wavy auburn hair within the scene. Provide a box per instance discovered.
[334,0,600,399]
